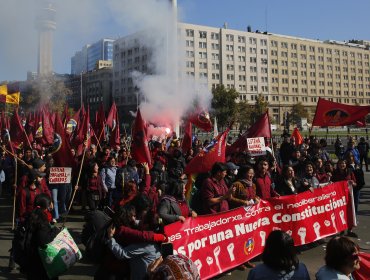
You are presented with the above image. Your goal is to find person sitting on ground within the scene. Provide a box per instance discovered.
[316,236,360,280]
[247,230,310,280]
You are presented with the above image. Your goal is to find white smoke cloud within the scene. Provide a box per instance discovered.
[106,0,213,128]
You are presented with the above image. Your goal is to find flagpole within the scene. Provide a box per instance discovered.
[62,145,87,227]
[11,157,17,230]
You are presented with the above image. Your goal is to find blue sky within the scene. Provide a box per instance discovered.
[1,0,369,82]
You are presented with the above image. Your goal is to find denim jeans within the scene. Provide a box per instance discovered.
[49,185,59,220]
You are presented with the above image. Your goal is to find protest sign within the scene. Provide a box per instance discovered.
[164,181,354,279]
[247,137,266,156]
[49,167,72,184]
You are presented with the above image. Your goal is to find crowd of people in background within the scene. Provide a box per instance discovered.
[3,131,367,279]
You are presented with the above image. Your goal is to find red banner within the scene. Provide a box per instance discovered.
[164,181,354,279]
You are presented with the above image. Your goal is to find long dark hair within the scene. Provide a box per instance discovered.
[236,165,254,180]
[113,204,136,228]
[262,230,299,272]
[28,193,52,232]
[167,180,184,200]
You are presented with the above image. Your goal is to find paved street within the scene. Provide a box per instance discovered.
[0,174,369,280]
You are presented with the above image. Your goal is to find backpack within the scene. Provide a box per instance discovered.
[81,210,112,263]
[11,222,32,273]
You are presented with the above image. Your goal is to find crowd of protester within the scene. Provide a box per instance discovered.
[3,131,367,279]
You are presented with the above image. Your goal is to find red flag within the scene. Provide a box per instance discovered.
[41,107,54,145]
[131,109,151,166]
[9,108,27,149]
[188,109,212,132]
[75,106,93,156]
[109,106,120,149]
[95,103,106,143]
[291,127,303,146]
[61,104,69,127]
[181,121,192,154]
[353,251,370,280]
[106,102,117,129]
[227,111,271,154]
[25,112,35,144]
[312,98,370,127]
[184,128,230,174]
[52,113,76,168]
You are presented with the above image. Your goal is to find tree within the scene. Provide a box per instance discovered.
[211,85,239,128]
[289,102,309,127]
[236,101,252,130]
[22,75,71,113]
[249,94,269,123]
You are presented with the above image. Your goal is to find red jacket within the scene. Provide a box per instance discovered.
[255,172,279,199]
[18,186,43,222]
[18,175,51,198]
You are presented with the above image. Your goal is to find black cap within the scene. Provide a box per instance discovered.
[30,168,46,178]
[32,158,46,169]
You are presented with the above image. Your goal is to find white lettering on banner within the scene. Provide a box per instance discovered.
[286,191,337,208]
[182,214,243,236]
[244,205,271,218]
[235,217,270,236]
[273,196,346,223]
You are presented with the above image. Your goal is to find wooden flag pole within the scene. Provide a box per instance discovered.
[12,157,17,230]
[62,145,87,227]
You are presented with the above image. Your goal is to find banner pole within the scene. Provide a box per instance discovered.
[348,182,357,227]
[62,146,87,227]
[11,157,17,230]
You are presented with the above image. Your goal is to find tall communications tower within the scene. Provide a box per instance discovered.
[35,0,56,76]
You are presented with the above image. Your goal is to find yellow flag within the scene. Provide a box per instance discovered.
[6,92,20,104]
[0,85,7,95]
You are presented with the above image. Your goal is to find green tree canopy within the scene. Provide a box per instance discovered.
[289,102,309,126]
[22,75,71,113]
[211,85,239,128]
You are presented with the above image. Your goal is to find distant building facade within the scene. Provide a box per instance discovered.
[111,22,370,126]
[71,39,114,75]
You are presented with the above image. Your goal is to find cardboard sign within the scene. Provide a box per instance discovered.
[49,167,72,184]
[247,137,266,156]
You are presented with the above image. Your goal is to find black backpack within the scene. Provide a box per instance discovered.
[81,210,112,263]
[11,222,32,273]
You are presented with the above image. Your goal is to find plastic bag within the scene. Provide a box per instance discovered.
[38,227,82,278]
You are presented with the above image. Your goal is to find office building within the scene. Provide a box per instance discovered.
[110,22,370,125]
